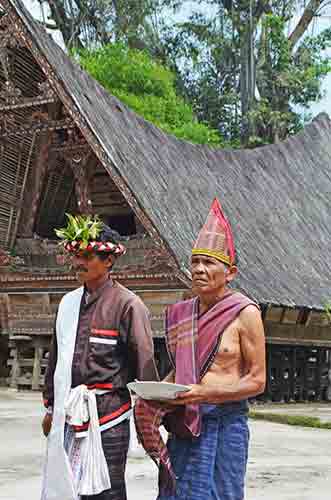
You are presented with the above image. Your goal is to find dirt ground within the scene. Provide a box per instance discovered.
[1,389,330,500]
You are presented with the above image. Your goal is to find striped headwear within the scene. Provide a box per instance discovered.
[55,214,126,257]
[192,197,235,266]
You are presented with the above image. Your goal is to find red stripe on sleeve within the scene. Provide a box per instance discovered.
[91,329,119,337]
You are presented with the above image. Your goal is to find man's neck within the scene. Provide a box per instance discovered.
[85,273,109,293]
[199,287,229,314]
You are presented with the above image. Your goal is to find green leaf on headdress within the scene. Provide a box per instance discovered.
[54,213,103,245]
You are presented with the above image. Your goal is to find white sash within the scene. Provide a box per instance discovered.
[42,287,83,500]
[65,385,111,496]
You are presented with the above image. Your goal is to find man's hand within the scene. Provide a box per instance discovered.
[42,413,53,437]
[162,384,210,406]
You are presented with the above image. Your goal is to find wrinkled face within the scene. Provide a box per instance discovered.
[191,254,237,297]
[71,250,114,283]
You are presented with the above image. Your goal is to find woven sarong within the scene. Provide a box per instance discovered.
[157,402,249,500]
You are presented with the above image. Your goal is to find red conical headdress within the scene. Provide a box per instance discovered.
[192,198,235,266]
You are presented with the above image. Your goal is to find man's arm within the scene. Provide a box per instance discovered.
[42,328,58,409]
[173,305,266,405]
[42,326,58,436]
[126,297,160,382]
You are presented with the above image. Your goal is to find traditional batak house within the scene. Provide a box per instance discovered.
[0,0,331,402]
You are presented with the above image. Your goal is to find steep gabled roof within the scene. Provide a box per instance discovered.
[6,0,331,309]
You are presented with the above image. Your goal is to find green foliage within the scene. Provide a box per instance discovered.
[77,43,222,146]
[58,0,331,146]
[160,4,331,145]
[253,15,331,143]
[161,8,242,145]
[55,214,103,248]
[324,302,331,323]
[293,28,331,107]
[249,411,331,430]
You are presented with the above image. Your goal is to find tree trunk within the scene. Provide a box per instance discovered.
[240,21,255,145]
[288,0,322,49]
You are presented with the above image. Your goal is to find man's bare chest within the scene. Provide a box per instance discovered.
[212,320,242,367]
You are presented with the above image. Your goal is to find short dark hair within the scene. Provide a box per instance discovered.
[96,223,121,245]
[95,224,122,266]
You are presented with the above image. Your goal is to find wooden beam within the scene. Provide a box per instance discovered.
[9,133,37,248]
[280,307,287,324]
[70,152,96,214]
[0,96,56,112]
[18,134,52,237]
[304,310,312,327]
[48,164,68,214]
[265,322,331,346]
[6,144,23,247]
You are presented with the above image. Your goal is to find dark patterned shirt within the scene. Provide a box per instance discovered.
[43,278,159,421]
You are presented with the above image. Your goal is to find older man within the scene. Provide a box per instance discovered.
[134,198,266,500]
[41,214,158,500]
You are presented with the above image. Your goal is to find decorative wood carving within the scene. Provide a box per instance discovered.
[37,80,56,100]
[24,138,52,237]
[0,247,11,266]
[9,12,184,281]
[0,79,21,104]
[0,110,75,137]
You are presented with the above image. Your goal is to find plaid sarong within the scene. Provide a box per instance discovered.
[134,291,256,495]
[157,402,249,500]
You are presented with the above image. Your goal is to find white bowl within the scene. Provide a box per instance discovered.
[127,381,190,400]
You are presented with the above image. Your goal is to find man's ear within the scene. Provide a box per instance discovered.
[225,265,238,283]
[107,255,115,269]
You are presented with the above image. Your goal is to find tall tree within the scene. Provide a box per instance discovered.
[42,0,331,145]
[164,0,331,144]
[42,0,180,50]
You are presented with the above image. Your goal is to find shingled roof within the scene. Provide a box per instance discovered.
[6,0,331,310]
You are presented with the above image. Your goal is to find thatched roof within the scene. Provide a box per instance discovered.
[6,0,331,310]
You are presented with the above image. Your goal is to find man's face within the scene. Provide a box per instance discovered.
[191,255,237,297]
[71,251,114,283]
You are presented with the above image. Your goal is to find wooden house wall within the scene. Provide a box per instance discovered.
[0,287,186,337]
[0,276,186,386]
[2,288,331,345]
[1,282,331,392]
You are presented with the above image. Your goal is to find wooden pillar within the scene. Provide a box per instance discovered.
[69,151,95,214]
[42,294,51,314]
[303,347,309,401]
[289,347,297,402]
[279,350,286,403]
[296,347,304,402]
[32,339,43,391]
[9,343,19,389]
[315,348,323,401]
